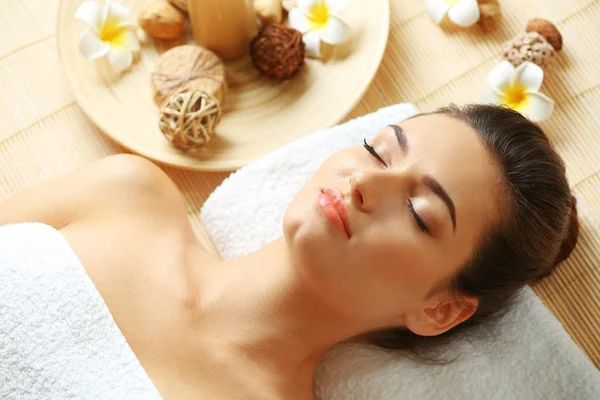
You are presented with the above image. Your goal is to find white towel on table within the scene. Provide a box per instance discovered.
[201,103,600,399]
[0,223,161,400]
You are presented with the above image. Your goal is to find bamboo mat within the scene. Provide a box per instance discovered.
[1,0,599,367]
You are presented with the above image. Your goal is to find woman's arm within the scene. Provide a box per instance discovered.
[0,154,186,230]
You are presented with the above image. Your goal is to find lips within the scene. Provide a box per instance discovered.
[318,188,352,238]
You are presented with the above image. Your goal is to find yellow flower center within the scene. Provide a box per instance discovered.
[308,3,330,28]
[501,84,528,110]
[443,0,460,5]
[99,19,126,46]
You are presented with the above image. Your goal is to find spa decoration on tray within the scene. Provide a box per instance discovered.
[74,0,354,152]
[250,24,306,80]
[138,0,186,40]
[75,0,140,73]
[151,45,226,105]
[288,0,351,58]
[152,45,227,150]
[159,90,222,150]
[481,19,563,122]
[255,0,284,25]
[425,0,501,31]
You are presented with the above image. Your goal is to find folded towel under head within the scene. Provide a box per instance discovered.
[201,104,600,399]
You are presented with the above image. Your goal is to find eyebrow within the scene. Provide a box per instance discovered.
[423,175,457,233]
[388,124,457,233]
[388,124,408,153]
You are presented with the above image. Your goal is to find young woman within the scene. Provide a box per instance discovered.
[0,104,578,399]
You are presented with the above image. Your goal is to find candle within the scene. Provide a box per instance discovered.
[188,0,259,61]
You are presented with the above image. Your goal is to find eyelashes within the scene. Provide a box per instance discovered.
[408,199,429,233]
[363,139,388,167]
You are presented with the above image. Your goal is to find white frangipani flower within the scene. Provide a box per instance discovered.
[425,0,481,28]
[288,0,350,58]
[75,0,139,73]
[481,61,555,122]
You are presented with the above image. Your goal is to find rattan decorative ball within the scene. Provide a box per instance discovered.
[159,91,222,150]
[503,32,556,68]
[250,24,305,80]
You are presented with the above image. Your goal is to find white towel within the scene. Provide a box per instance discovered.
[0,223,161,400]
[201,104,600,399]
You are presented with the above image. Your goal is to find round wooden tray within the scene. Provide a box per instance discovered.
[57,0,390,171]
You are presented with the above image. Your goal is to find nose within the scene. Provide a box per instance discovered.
[350,168,412,213]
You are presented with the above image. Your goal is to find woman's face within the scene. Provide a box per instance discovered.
[283,113,503,329]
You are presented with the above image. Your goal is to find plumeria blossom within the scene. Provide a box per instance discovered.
[75,0,139,73]
[425,0,481,28]
[288,0,350,58]
[481,61,554,122]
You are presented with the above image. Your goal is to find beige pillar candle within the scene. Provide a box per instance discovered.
[188,0,258,61]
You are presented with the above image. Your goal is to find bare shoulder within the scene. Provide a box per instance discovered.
[0,154,189,233]
[88,154,187,221]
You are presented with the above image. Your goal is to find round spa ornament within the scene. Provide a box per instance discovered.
[250,24,306,80]
[138,0,185,40]
[159,91,222,150]
[502,19,563,69]
[152,45,227,106]
[481,19,563,123]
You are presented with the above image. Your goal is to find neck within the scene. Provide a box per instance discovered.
[193,237,361,390]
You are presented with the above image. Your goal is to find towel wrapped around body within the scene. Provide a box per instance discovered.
[0,222,161,399]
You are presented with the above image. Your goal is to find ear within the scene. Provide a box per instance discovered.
[403,295,478,337]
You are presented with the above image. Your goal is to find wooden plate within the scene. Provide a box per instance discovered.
[57,0,390,171]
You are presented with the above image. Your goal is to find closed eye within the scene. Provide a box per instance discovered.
[408,199,429,233]
[363,139,387,167]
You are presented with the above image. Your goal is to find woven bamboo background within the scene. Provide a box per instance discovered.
[1,0,599,367]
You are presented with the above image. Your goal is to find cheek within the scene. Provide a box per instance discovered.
[352,224,438,311]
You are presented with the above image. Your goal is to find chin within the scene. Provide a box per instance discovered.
[283,206,323,257]
[284,205,344,289]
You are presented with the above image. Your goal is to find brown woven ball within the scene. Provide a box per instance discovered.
[249,24,305,80]
[503,32,555,68]
[159,91,222,150]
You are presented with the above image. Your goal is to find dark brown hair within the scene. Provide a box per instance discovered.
[367,104,579,361]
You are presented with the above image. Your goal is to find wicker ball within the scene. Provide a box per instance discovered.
[502,32,555,68]
[159,91,222,150]
[250,24,305,80]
